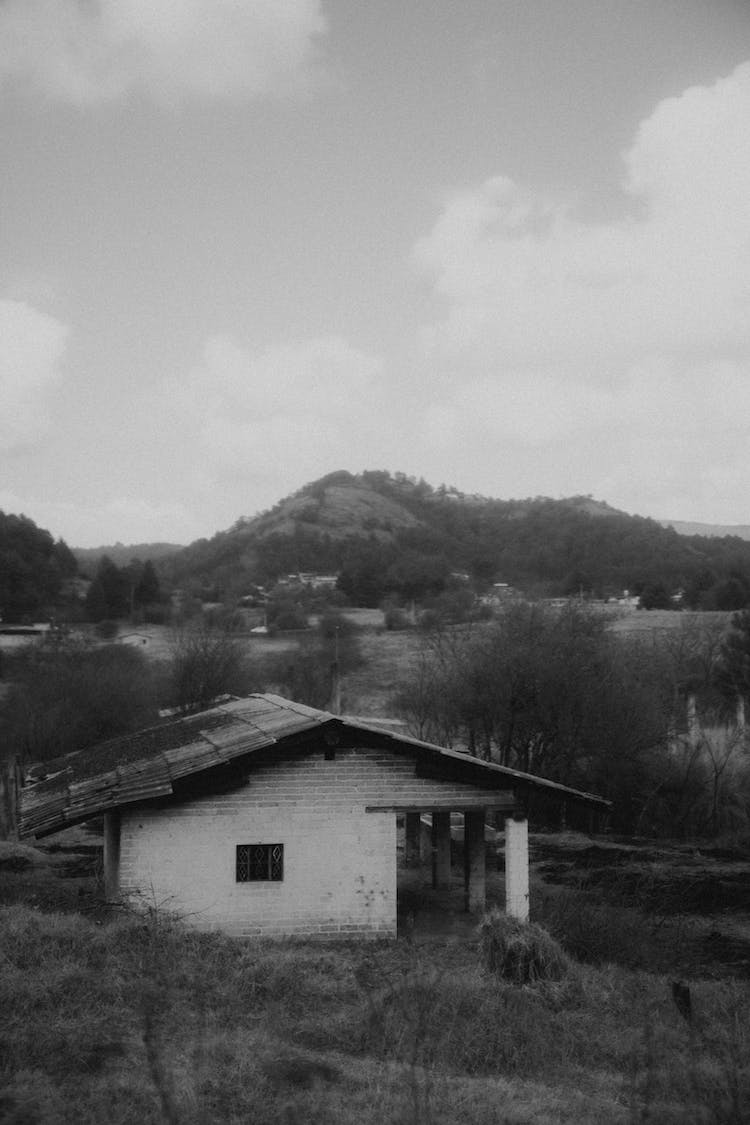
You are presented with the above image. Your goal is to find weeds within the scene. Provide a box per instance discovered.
[2,904,750,1124]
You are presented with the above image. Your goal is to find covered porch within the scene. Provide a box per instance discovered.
[394,807,531,930]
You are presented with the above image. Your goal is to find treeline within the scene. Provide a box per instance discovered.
[0,511,77,622]
[0,607,356,797]
[394,604,750,837]
[84,556,165,623]
[8,473,750,620]
[156,471,750,609]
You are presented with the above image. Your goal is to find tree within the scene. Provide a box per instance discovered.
[716,610,750,705]
[712,577,748,611]
[265,610,362,710]
[0,511,77,622]
[167,625,257,712]
[85,556,129,621]
[638,582,672,610]
[393,603,674,832]
[135,559,161,608]
[0,634,160,771]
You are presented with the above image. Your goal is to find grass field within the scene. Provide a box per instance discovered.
[2,831,750,1124]
[7,607,748,1119]
[607,608,734,635]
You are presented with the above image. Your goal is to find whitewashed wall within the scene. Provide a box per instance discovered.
[116,745,506,937]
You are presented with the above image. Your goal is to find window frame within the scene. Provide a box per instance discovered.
[235,842,284,883]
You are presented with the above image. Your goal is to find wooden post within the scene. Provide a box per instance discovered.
[103,810,120,900]
[463,810,486,913]
[504,816,529,921]
[405,812,421,867]
[0,757,21,842]
[432,811,451,889]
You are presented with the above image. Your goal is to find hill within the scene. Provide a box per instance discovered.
[0,511,77,622]
[73,541,184,574]
[662,519,750,541]
[159,471,750,610]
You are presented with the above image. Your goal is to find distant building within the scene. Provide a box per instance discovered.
[278,573,339,591]
[0,624,50,651]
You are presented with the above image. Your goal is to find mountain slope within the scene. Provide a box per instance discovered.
[73,542,184,573]
[662,520,750,541]
[158,471,750,610]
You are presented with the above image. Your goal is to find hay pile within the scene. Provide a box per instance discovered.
[479,909,572,985]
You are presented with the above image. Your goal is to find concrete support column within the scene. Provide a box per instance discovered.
[432,811,451,889]
[103,810,120,901]
[504,816,529,921]
[405,812,421,867]
[463,810,486,913]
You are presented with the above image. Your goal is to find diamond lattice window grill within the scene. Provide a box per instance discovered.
[236,843,284,882]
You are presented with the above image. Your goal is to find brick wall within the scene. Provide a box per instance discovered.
[117,744,508,938]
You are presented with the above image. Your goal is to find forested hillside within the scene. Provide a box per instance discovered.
[159,471,750,609]
[7,473,750,620]
[73,541,182,572]
[0,512,77,622]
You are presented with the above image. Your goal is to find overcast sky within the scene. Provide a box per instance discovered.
[2,1,750,547]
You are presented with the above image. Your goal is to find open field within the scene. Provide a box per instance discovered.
[103,608,740,722]
[607,609,734,636]
[2,829,750,1124]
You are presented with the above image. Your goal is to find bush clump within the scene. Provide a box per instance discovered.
[478,910,572,985]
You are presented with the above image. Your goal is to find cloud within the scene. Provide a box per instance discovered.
[412,62,750,520]
[0,489,197,548]
[0,300,68,451]
[416,62,750,365]
[167,332,385,484]
[0,0,327,104]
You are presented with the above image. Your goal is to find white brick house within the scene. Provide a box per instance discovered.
[20,695,608,939]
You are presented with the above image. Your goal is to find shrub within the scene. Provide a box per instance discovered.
[95,619,119,641]
[478,910,572,985]
[383,604,410,631]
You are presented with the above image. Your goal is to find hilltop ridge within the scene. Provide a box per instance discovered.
[156,471,750,611]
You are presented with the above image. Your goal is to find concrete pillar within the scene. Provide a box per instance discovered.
[432,811,451,889]
[463,810,486,913]
[504,816,529,921]
[103,810,120,900]
[405,812,421,867]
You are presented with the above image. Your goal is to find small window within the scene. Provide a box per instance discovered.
[236,843,284,882]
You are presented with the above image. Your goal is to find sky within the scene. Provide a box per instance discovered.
[2,0,750,548]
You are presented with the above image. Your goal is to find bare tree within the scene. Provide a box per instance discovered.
[167,624,256,712]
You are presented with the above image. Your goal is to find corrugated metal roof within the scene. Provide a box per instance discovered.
[19,693,608,839]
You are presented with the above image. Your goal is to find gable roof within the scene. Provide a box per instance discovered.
[19,693,609,839]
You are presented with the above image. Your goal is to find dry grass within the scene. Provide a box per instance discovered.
[2,900,750,1124]
[608,609,733,635]
[342,630,422,717]
[478,909,573,985]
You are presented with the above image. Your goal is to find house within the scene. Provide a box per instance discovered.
[19,694,609,939]
[0,623,51,652]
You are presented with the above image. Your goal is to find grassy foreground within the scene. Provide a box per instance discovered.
[1,901,749,1125]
